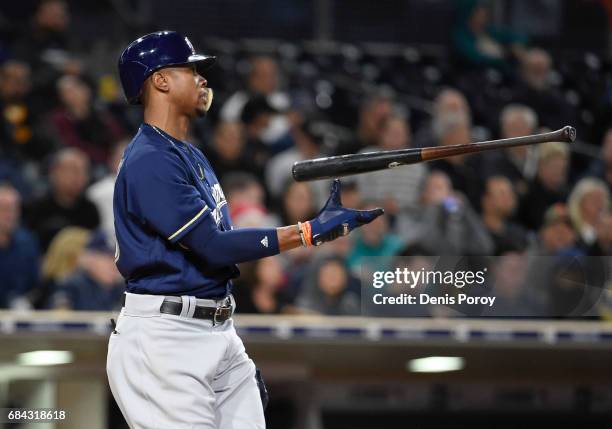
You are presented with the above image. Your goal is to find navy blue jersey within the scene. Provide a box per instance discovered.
[113,123,238,298]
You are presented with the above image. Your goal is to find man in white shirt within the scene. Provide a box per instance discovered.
[356,115,426,215]
[87,141,127,246]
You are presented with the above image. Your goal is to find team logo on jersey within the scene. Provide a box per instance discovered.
[212,207,222,225]
[261,236,269,248]
[211,184,226,206]
[210,183,227,226]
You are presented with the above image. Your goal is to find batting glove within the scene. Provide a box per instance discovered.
[300,179,384,246]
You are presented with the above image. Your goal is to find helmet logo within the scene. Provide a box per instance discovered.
[184,37,196,55]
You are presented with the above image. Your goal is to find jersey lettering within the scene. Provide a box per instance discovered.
[210,183,227,226]
[211,184,226,206]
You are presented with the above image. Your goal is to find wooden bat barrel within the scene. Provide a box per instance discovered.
[292,126,575,182]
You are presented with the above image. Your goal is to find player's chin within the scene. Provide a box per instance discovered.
[195,105,208,117]
[194,97,210,117]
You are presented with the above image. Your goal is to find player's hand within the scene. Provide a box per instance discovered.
[303,179,384,246]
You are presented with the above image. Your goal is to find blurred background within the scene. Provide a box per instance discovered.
[0,0,611,428]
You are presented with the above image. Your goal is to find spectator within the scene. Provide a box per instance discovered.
[480,176,529,255]
[14,0,74,66]
[337,180,362,211]
[33,226,90,308]
[412,88,472,149]
[547,255,603,318]
[276,178,325,297]
[519,142,569,230]
[206,121,259,181]
[239,95,280,177]
[589,219,612,321]
[223,172,276,228]
[0,60,52,162]
[0,60,51,199]
[233,256,288,314]
[523,204,579,314]
[573,209,611,316]
[585,128,612,193]
[482,253,536,317]
[346,203,405,276]
[534,202,605,317]
[221,56,291,149]
[0,184,40,309]
[543,194,610,317]
[52,229,123,311]
[282,196,359,305]
[356,115,427,216]
[221,55,290,120]
[480,104,539,195]
[13,0,82,113]
[47,75,125,164]
[512,48,574,130]
[567,178,610,248]
[24,148,100,250]
[87,140,128,246]
[429,112,482,207]
[397,171,494,255]
[296,255,360,315]
[534,204,577,256]
[280,180,317,226]
[335,93,392,155]
[266,119,328,205]
[452,0,527,72]
[590,211,612,255]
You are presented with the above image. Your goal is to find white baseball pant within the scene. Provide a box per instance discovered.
[106,292,265,429]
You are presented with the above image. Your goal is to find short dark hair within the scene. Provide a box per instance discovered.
[221,172,261,196]
[240,95,277,125]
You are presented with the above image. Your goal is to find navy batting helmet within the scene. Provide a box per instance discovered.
[118,31,216,104]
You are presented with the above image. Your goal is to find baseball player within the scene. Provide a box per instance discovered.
[107,31,384,429]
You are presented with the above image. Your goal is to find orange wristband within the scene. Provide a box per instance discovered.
[301,221,313,246]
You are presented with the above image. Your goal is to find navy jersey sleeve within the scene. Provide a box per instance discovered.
[126,150,210,243]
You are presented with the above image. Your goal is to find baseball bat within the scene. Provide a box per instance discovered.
[292,126,576,182]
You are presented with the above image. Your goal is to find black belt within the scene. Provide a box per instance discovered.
[120,294,233,325]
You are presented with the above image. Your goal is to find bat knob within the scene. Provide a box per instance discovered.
[292,162,302,181]
[562,126,576,142]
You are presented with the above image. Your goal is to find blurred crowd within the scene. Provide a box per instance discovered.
[0,0,610,318]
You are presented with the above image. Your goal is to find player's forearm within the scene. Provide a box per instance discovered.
[181,217,308,268]
[276,225,303,252]
[181,220,280,267]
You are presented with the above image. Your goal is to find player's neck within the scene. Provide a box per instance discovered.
[144,106,191,142]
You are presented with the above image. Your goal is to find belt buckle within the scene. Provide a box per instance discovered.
[213,297,232,326]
